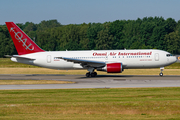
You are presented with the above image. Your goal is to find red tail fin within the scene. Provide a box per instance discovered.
[6,22,45,55]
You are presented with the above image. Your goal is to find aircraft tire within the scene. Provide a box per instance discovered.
[159,73,163,77]
[86,72,90,77]
[91,72,97,77]
[91,73,95,77]
[94,72,97,76]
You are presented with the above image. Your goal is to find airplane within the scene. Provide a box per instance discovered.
[5,22,177,77]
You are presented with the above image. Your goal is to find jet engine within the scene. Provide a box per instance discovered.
[97,63,123,73]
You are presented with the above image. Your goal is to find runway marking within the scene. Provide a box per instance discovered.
[113,79,126,81]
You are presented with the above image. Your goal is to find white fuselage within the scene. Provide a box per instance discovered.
[11,49,177,70]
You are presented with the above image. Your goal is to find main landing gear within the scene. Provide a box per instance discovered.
[159,67,164,77]
[86,72,97,77]
[86,67,97,77]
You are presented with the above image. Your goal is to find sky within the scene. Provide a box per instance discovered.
[0,0,180,25]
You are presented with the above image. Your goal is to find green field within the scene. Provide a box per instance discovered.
[0,88,180,120]
[0,58,39,68]
[0,80,73,85]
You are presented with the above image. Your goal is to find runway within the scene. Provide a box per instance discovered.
[0,74,180,90]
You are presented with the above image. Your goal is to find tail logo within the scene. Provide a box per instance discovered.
[10,27,34,51]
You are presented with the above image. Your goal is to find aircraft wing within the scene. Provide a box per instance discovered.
[5,55,36,60]
[60,57,106,68]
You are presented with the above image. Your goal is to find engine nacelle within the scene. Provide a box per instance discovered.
[97,63,123,73]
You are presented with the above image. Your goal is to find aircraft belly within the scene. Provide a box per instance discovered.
[33,59,74,69]
[125,61,162,68]
[49,61,74,69]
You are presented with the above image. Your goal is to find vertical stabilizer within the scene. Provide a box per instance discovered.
[6,22,45,55]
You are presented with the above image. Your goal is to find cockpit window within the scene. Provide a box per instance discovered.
[166,54,172,57]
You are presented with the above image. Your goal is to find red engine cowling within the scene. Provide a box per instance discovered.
[106,63,123,73]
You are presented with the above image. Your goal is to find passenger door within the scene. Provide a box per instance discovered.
[155,53,159,61]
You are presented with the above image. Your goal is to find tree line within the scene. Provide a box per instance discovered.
[0,17,180,58]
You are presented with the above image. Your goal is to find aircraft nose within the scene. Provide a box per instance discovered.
[169,56,177,64]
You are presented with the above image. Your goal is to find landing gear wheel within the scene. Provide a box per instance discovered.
[85,72,97,77]
[91,73,95,77]
[91,72,97,77]
[94,72,97,76]
[159,67,164,77]
[159,73,163,77]
[86,72,90,77]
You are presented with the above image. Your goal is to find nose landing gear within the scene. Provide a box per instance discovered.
[159,72,163,77]
[159,67,164,77]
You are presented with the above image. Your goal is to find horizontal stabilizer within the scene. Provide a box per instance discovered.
[5,55,36,60]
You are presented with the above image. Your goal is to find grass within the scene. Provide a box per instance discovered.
[0,58,39,68]
[0,88,180,119]
[0,80,73,85]
[165,62,180,69]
